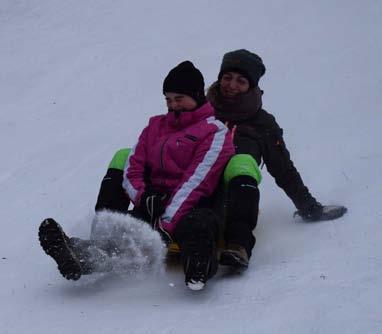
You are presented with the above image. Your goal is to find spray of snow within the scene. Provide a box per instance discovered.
[88,210,167,277]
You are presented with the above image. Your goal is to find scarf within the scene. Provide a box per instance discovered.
[207,82,263,122]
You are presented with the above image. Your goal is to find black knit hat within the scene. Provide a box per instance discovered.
[218,49,266,88]
[163,61,206,106]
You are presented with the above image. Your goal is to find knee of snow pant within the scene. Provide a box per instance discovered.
[225,175,260,257]
[223,154,262,187]
[174,208,220,245]
[108,148,131,170]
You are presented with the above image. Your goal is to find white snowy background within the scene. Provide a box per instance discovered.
[1,0,381,333]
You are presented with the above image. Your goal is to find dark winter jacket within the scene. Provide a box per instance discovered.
[207,83,319,214]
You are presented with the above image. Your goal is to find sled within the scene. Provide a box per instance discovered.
[167,239,225,254]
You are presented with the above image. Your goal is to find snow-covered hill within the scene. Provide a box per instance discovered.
[1,1,381,333]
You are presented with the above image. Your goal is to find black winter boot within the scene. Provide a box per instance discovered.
[39,218,83,280]
[220,243,249,271]
[183,240,218,291]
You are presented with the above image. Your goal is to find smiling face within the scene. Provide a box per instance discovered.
[219,71,250,98]
[165,92,198,112]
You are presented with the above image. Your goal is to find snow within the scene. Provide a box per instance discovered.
[89,211,166,275]
[1,0,381,333]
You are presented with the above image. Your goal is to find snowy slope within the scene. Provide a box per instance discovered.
[1,0,381,333]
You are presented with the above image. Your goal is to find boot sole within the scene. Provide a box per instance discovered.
[186,279,205,291]
[39,218,82,280]
[219,250,248,271]
[184,255,210,290]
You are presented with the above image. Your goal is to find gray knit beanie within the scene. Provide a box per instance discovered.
[218,49,266,88]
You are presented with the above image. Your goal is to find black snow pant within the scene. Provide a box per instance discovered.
[224,175,260,258]
[95,168,130,214]
[95,167,221,278]
[121,196,222,280]
[67,237,117,274]
[94,168,259,259]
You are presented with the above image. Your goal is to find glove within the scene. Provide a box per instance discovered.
[140,191,167,221]
[294,202,347,222]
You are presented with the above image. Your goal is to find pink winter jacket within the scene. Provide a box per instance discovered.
[123,102,234,235]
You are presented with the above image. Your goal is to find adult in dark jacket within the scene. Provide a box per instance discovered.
[208,49,347,270]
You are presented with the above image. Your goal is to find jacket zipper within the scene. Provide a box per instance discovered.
[160,137,170,170]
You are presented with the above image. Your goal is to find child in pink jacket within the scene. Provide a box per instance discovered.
[39,61,234,291]
[124,61,234,289]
